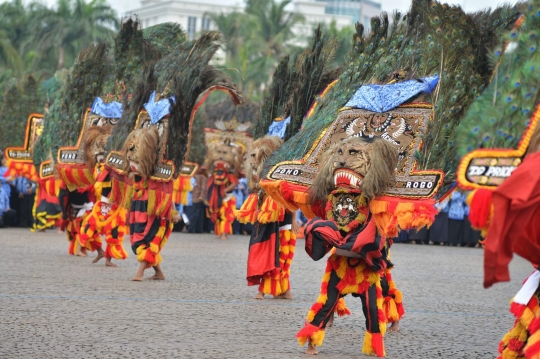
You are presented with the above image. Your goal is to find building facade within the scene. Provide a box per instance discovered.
[125,0,377,42]
[317,0,382,29]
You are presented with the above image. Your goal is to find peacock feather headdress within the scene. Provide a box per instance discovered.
[457,0,540,192]
[456,2,538,161]
[255,26,339,141]
[108,31,243,179]
[0,75,45,149]
[263,0,519,200]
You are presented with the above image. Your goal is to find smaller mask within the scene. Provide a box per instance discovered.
[326,188,367,232]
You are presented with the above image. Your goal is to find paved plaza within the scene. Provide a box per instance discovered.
[0,228,532,359]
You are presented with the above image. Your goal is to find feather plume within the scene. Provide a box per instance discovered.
[255,26,339,140]
[264,1,519,185]
[455,1,538,161]
[0,74,45,149]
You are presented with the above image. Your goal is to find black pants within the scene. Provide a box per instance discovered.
[232,219,245,235]
[18,194,34,228]
[0,209,17,227]
[311,270,381,334]
[188,202,206,233]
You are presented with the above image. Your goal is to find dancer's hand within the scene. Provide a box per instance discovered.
[291,211,299,234]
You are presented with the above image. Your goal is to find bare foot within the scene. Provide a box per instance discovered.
[326,312,335,327]
[147,274,166,280]
[105,258,117,267]
[275,290,293,300]
[147,264,165,280]
[219,234,228,240]
[305,342,318,355]
[388,320,400,332]
[132,261,147,281]
[254,291,265,300]
[75,248,87,257]
[92,249,105,264]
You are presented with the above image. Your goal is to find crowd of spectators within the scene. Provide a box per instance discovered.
[0,151,36,229]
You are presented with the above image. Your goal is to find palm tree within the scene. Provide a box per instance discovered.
[204,11,245,58]
[245,0,305,58]
[33,0,119,70]
[0,30,23,72]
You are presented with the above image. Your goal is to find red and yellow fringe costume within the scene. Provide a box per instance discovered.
[81,201,128,260]
[498,275,540,359]
[216,196,236,235]
[329,246,405,325]
[236,193,296,296]
[382,268,405,323]
[127,179,173,268]
[79,167,129,260]
[297,251,386,357]
[31,177,62,232]
[207,171,238,236]
[58,182,99,255]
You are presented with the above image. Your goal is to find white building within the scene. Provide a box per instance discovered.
[318,0,382,30]
[126,0,369,42]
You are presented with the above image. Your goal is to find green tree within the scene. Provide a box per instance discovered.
[207,0,305,101]
[33,0,119,70]
[245,0,304,58]
[0,30,22,72]
[205,11,245,59]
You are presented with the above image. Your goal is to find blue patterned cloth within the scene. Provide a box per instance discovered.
[267,116,291,138]
[0,186,9,213]
[233,178,248,209]
[0,166,11,198]
[187,177,196,206]
[448,191,467,220]
[144,91,176,124]
[15,177,35,195]
[345,75,439,113]
[91,97,123,118]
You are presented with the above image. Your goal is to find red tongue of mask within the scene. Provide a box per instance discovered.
[334,169,363,190]
[340,208,348,216]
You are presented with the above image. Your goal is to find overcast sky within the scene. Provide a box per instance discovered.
[2,0,519,17]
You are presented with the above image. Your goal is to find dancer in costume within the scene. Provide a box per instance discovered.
[0,76,63,231]
[236,27,338,299]
[121,127,172,280]
[297,137,398,356]
[58,183,95,256]
[52,19,182,260]
[206,139,242,239]
[80,125,129,266]
[77,19,168,267]
[237,136,297,299]
[205,118,252,239]
[105,30,242,280]
[50,41,111,257]
[257,2,517,355]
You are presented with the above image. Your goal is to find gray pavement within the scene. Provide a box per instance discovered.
[0,228,532,359]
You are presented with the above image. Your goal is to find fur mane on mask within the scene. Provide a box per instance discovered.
[205,138,243,177]
[122,127,160,179]
[82,125,112,169]
[309,136,398,203]
[247,135,283,193]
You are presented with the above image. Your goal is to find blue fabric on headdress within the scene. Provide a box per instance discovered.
[267,116,291,139]
[144,91,176,124]
[91,97,123,118]
[345,75,439,113]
